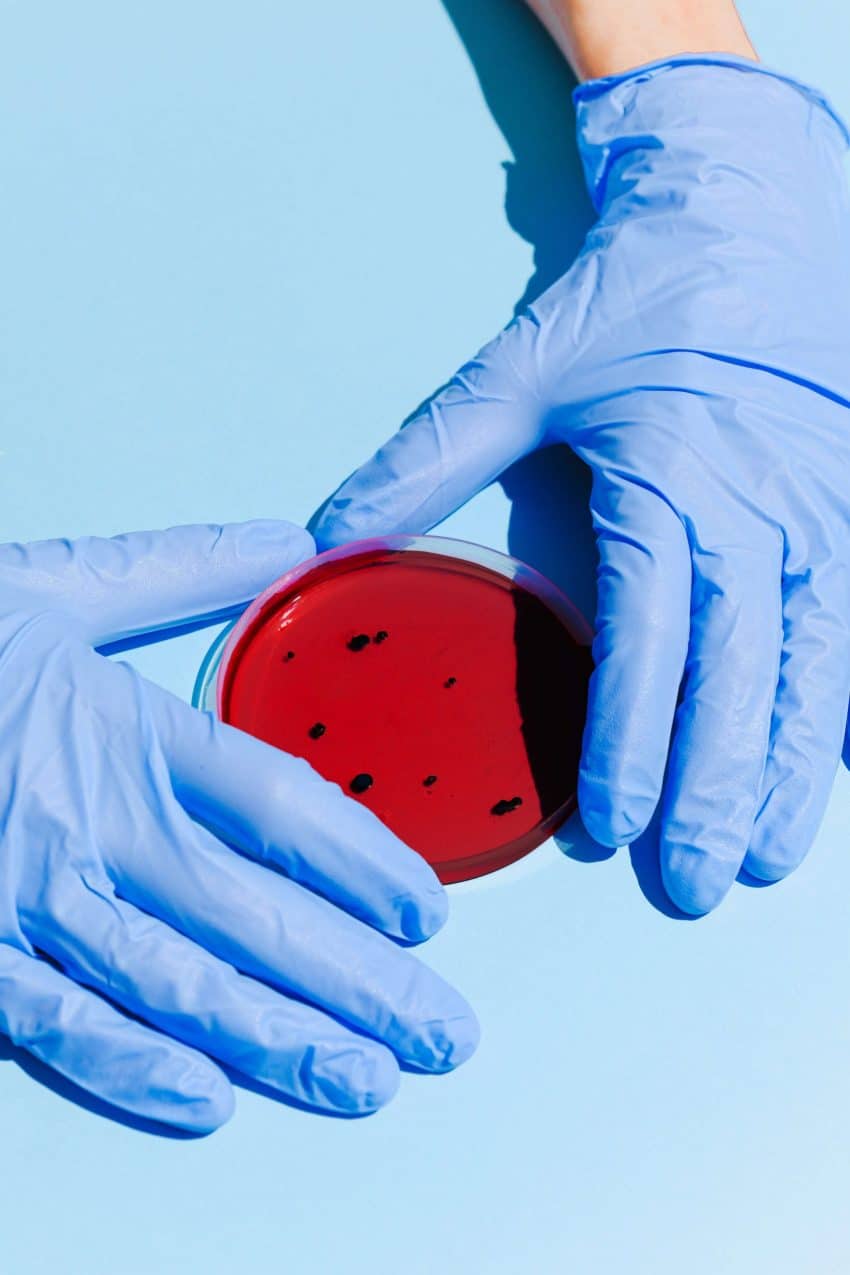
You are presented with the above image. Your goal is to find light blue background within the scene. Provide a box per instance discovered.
[1,2,849,1271]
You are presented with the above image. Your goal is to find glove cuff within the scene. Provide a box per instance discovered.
[572,53,850,213]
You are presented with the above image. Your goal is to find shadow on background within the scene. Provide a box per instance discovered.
[554,810,697,922]
[442,0,592,308]
[440,0,598,621]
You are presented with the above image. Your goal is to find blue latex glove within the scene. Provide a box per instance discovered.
[314,55,850,916]
[0,521,477,1132]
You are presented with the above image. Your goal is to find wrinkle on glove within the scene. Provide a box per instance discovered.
[0,522,477,1132]
[314,55,850,916]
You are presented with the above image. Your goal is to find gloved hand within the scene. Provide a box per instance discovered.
[314,55,850,916]
[0,521,477,1132]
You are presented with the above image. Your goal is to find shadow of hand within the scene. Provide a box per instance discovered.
[442,0,594,306]
[555,808,698,921]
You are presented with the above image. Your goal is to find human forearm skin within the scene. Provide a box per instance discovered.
[523,0,757,80]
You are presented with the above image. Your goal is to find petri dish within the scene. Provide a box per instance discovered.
[194,535,594,884]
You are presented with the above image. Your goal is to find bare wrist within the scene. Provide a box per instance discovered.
[525,0,757,81]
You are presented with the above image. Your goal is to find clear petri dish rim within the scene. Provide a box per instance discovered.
[191,534,593,883]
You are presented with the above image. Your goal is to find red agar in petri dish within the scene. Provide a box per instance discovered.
[214,537,593,884]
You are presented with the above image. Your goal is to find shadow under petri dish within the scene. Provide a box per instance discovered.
[213,537,593,883]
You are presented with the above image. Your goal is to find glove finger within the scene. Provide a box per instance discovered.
[312,311,543,549]
[744,544,850,881]
[578,472,691,846]
[147,680,447,944]
[0,942,232,1133]
[0,521,315,647]
[660,532,784,915]
[103,801,479,1075]
[29,885,399,1115]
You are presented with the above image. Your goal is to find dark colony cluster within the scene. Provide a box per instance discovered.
[491,796,523,816]
[290,626,523,817]
[347,629,390,651]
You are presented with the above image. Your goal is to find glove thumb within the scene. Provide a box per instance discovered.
[311,310,544,550]
[0,520,315,647]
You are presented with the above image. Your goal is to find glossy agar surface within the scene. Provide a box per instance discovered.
[217,543,592,882]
